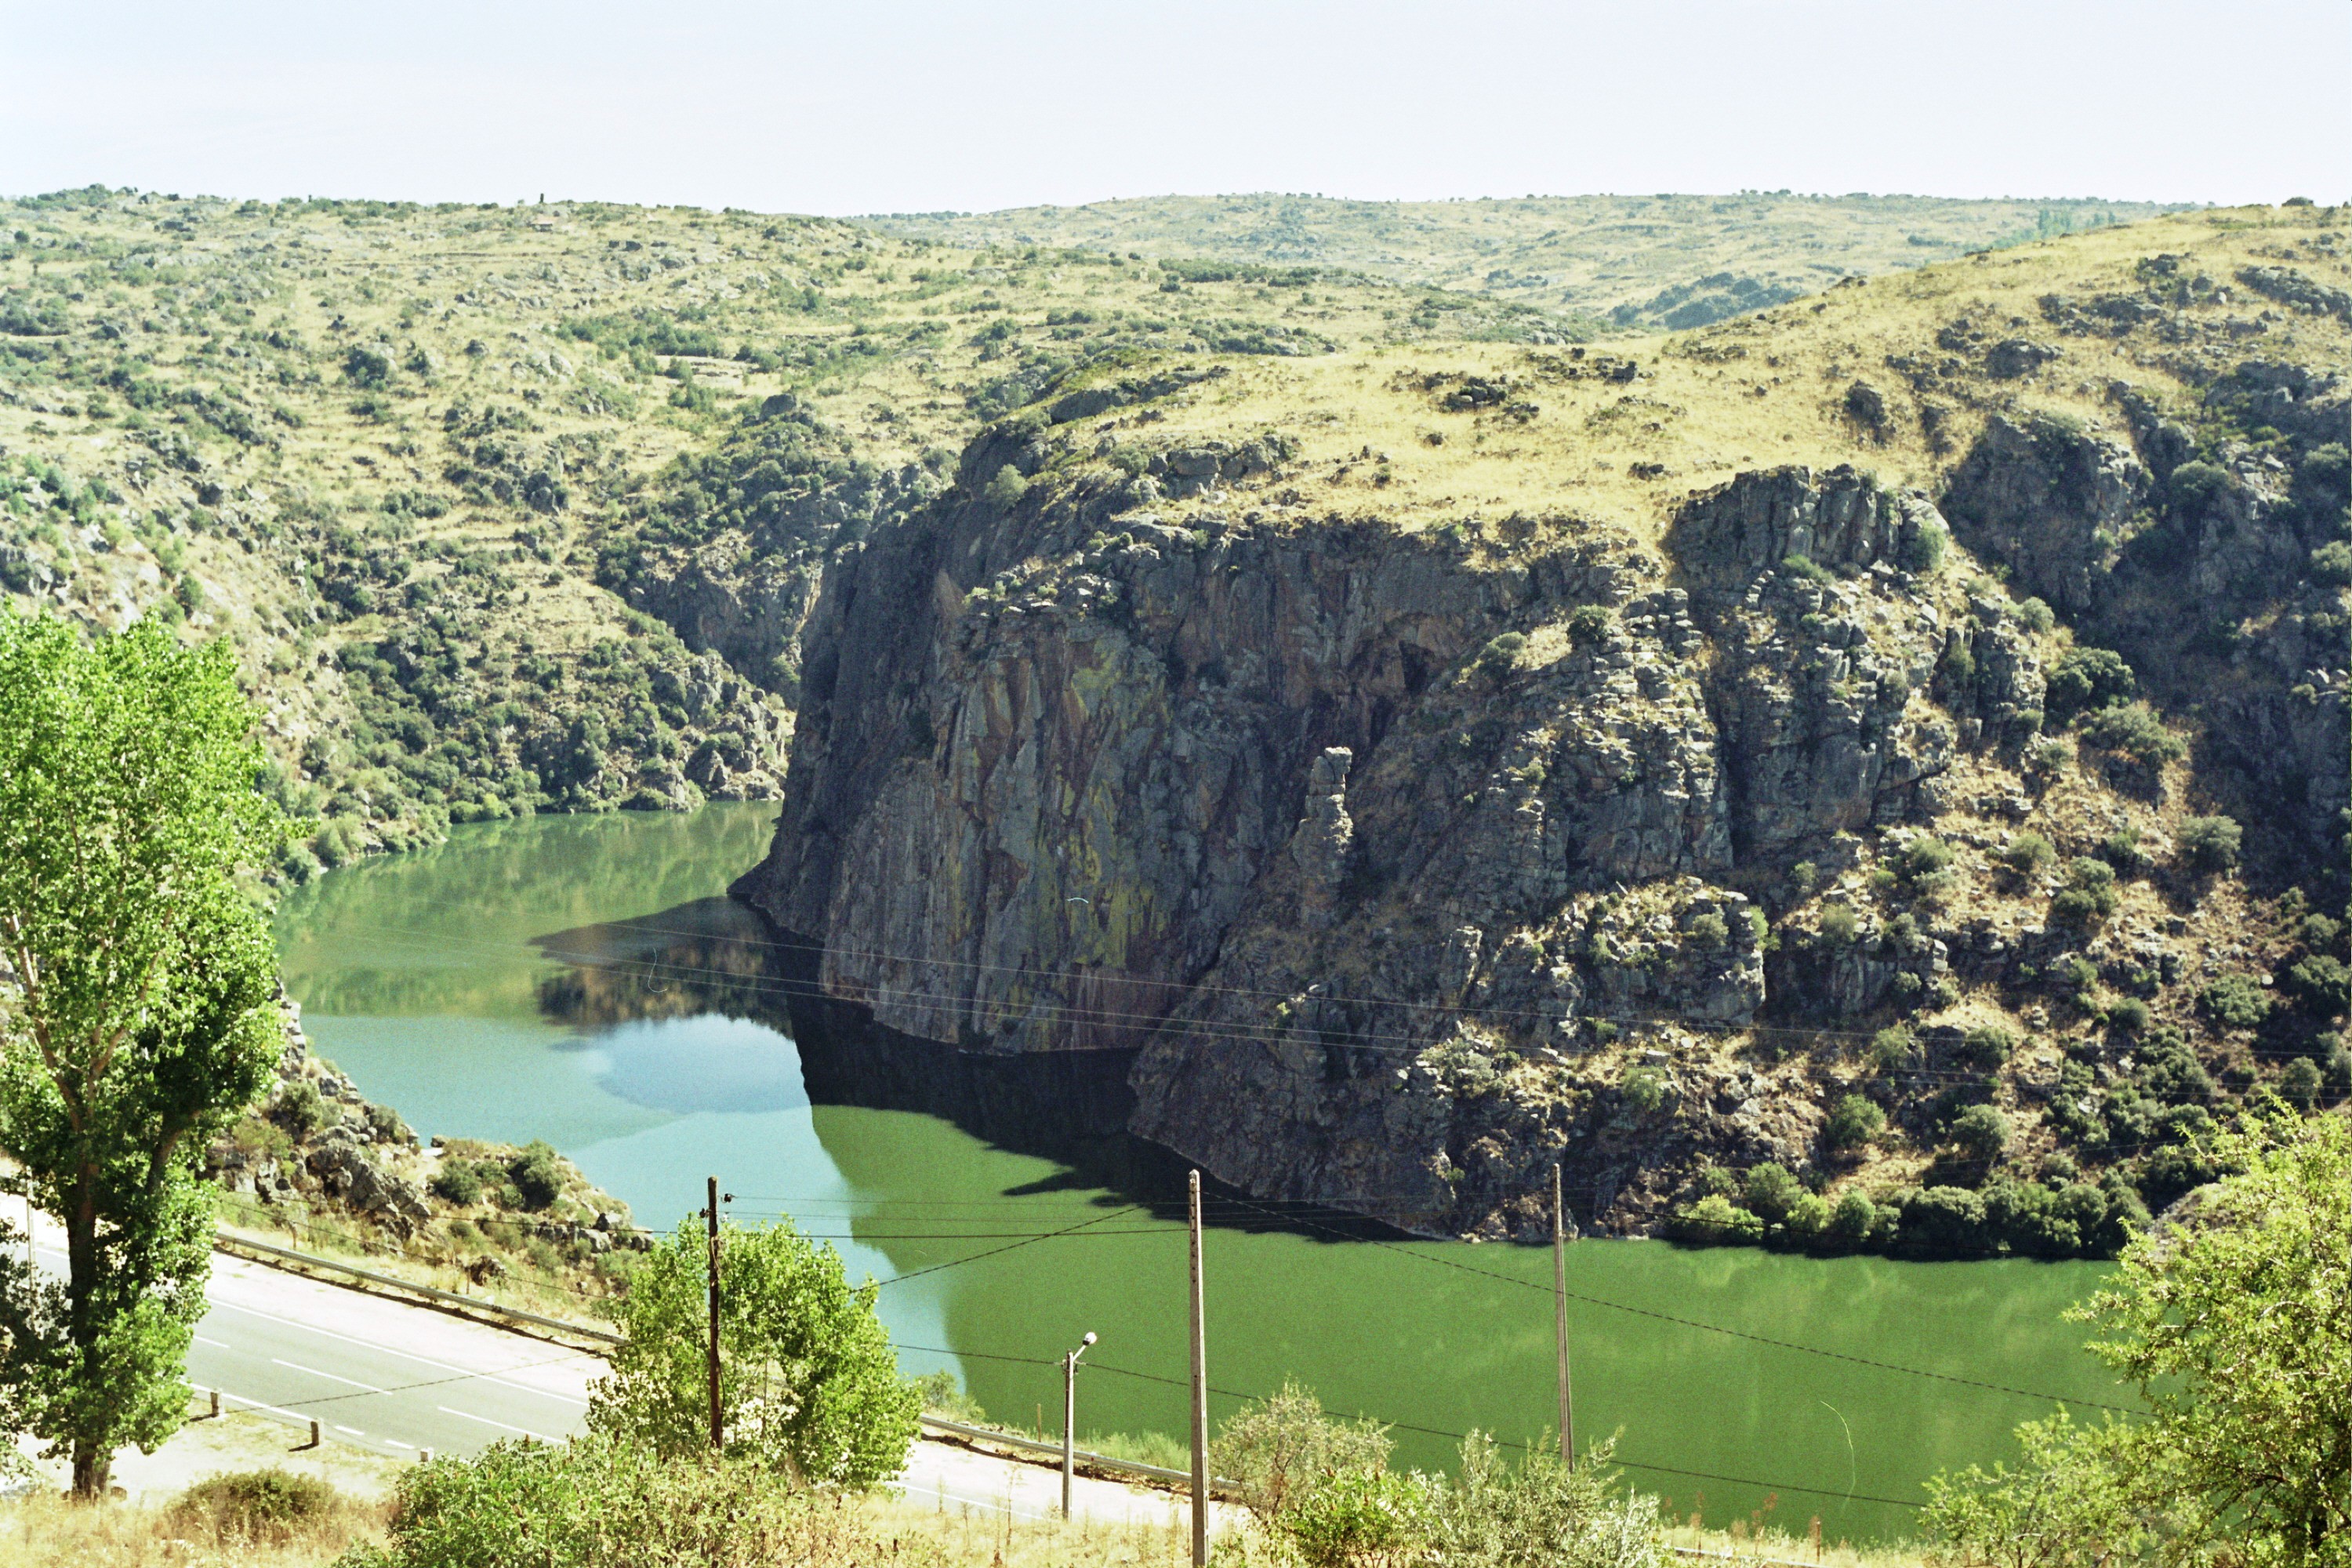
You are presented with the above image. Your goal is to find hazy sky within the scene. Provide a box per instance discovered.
[3,1,2343,213]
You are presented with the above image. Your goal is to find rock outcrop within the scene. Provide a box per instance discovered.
[734,416,2007,1234]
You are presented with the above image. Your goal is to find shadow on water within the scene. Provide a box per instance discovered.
[527,896,1413,1238]
[528,895,1220,1210]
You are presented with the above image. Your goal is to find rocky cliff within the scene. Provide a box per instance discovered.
[735,213,2350,1245]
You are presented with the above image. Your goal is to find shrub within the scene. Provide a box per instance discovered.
[1780,552,1831,583]
[1618,1068,1669,1117]
[1425,1431,1664,1565]
[2107,996,2151,1036]
[506,1140,564,1208]
[274,1077,332,1138]
[1869,1025,1917,1073]
[1824,1093,1886,1151]
[981,463,1028,508]
[2000,832,2058,874]
[367,1435,841,1568]
[2045,647,2135,721]
[167,1469,344,1546]
[1900,1186,1989,1253]
[2052,856,2118,927]
[1828,1190,1878,1243]
[1684,910,1729,949]
[1742,1162,1803,1226]
[430,1160,484,1205]
[2169,456,2242,514]
[1565,604,1614,648]
[2296,913,2343,952]
[2200,975,2273,1030]
[1818,903,1860,944]
[2016,596,2056,633]
[2282,953,2350,1016]
[2027,736,2074,775]
[1955,1025,2016,1073]
[1950,1104,2013,1165]
[1213,1380,1392,1520]
[1475,631,1527,677]
[2312,540,2352,587]
[2278,1057,2325,1109]
[2176,815,2242,873]
[590,1215,918,1485]
[2096,827,2145,873]
[1902,516,1948,574]
[342,345,394,388]
[1783,1192,1835,1241]
[2078,702,2183,768]
[1276,1467,1432,1568]
[1900,836,1955,880]
[1674,1194,1762,1243]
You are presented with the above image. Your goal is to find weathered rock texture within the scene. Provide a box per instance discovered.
[734,402,2024,1235]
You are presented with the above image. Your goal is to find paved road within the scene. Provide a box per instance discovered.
[25,1214,1223,1530]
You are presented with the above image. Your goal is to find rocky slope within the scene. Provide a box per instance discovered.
[737,206,2350,1248]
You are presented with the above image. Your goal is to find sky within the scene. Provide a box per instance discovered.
[2,0,2343,215]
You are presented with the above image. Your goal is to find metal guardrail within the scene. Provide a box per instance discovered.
[216,1232,1235,1493]
[919,1414,1239,1494]
[214,1231,622,1345]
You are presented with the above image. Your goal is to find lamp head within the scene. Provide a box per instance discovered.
[1081,1331,1098,1347]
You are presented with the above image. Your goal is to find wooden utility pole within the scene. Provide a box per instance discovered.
[706,1174,723,1452]
[1188,1169,1209,1566]
[1553,1163,1574,1468]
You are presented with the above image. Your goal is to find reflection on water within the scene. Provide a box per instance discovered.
[274,804,2127,1544]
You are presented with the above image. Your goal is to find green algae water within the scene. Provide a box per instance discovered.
[274,804,2127,1544]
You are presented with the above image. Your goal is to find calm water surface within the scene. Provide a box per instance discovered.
[274,804,2126,1543]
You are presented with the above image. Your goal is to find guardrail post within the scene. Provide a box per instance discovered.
[209,1388,221,1420]
[305,1418,321,1449]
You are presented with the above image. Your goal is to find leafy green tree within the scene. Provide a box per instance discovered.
[1823,1093,1886,1152]
[1741,1162,1802,1226]
[1951,1104,2014,1167]
[0,612,288,1494]
[1924,1409,2145,1566]
[587,1215,916,1486]
[1927,1111,2350,1566]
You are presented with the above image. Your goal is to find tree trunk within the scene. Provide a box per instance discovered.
[71,1439,109,1497]
[65,1180,105,1498]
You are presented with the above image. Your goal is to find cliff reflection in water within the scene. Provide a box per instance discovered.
[528,895,1150,1175]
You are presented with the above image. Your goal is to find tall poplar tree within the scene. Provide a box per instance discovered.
[0,611,286,1494]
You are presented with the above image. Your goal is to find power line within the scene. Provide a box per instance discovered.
[1218,1196,2136,1414]
[303,915,2278,1083]
[873,1203,1147,1287]
[893,1341,1926,1510]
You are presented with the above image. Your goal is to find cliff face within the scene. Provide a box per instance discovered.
[733,396,1996,1233]
[735,218,2350,1243]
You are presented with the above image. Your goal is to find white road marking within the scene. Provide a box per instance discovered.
[335,1425,365,1437]
[194,1335,228,1348]
[273,1357,385,1394]
[211,1298,592,1406]
[438,1405,548,1439]
[385,1439,416,1450]
[220,1392,318,1424]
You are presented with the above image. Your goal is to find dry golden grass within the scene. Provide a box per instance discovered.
[0,1479,387,1568]
[1115,205,2348,547]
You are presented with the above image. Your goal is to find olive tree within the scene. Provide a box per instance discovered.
[0,612,287,1494]
[588,1216,917,1486]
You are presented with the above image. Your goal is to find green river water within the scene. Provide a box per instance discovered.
[273,802,2129,1544]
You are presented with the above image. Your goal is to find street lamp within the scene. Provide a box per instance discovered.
[1062,1330,1097,1519]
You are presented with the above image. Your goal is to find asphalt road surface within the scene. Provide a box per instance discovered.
[24,1212,1220,1530]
